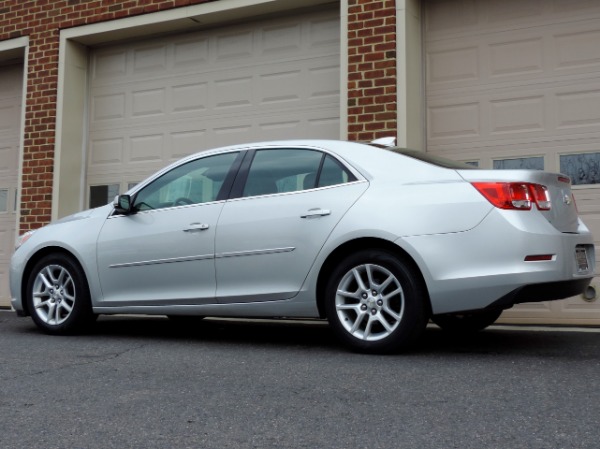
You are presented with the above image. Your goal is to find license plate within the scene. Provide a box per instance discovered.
[576,247,589,273]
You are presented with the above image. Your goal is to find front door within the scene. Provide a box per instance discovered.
[96,151,239,306]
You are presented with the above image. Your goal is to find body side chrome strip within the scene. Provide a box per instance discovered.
[109,247,295,268]
[109,254,214,268]
[216,247,295,258]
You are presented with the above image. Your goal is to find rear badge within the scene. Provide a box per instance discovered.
[563,194,572,206]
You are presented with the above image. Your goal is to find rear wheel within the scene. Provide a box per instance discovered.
[431,309,502,334]
[325,250,428,353]
[26,253,95,335]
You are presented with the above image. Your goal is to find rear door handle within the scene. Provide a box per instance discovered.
[301,209,331,219]
[183,223,209,232]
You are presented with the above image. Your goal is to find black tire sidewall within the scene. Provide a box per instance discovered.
[26,253,93,335]
[325,249,427,353]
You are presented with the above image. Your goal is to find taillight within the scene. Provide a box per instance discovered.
[530,184,551,210]
[472,182,551,211]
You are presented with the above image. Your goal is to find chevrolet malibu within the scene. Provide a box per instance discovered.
[9,140,595,353]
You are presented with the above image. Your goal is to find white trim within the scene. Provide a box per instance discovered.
[0,36,29,58]
[396,0,423,150]
[340,0,349,139]
[60,0,336,44]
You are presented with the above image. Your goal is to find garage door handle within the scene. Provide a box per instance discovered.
[183,223,209,232]
[301,209,331,219]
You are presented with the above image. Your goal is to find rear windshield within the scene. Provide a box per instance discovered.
[384,147,477,170]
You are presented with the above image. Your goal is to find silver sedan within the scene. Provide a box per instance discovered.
[9,140,595,353]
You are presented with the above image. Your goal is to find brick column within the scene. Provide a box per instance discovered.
[21,29,60,232]
[347,0,397,142]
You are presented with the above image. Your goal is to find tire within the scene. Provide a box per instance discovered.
[431,309,502,334]
[325,249,428,354]
[26,253,95,335]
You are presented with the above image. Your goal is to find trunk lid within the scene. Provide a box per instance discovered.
[457,169,579,233]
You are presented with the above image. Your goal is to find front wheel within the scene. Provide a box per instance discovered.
[26,253,95,335]
[325,250,428,353]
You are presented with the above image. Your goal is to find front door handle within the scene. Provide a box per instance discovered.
[183,223,210,232]
[301,209,331,219]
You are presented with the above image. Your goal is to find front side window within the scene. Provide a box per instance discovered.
[242,149,355,198]
[133,152,238,211]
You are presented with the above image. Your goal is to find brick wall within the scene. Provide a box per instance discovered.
[0,0,398,232]
[347,0,397,142]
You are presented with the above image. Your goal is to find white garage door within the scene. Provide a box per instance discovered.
[0,63,22,307]
[424,0,600,324]
[87,6,341,207]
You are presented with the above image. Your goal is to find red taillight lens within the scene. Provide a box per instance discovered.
[472,182,551,211]
[529,184,551,210]
[472,182,532,210]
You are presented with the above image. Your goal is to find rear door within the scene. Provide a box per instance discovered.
[215,147,368,303]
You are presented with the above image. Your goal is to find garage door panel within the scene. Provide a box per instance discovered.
[91,92,126,122]
[0,102,21,136]
[131,87,167,118]
[0,63,22,306]
[488,37,544,78]
[132,44,168,74]
[555,28,600,72]
[89,136,124,166]
[556,88,600,130]
[0,145,19,175]
[173,38,210,68]
[92,50,128,81]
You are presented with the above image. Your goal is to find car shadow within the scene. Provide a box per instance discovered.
[57,315,598,358]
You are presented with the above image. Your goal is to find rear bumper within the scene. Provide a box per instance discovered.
[399,208,595,315]
[487,277,593,311]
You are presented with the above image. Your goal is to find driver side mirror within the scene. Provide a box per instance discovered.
[113,194,133,215]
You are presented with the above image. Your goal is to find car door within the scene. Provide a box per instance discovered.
[215,147,368,303]
[96,151,240,306]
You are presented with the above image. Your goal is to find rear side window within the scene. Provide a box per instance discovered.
[242,149,356,197]
[318,155,352,187]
